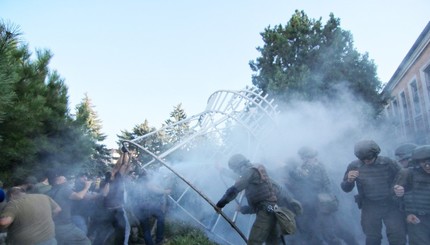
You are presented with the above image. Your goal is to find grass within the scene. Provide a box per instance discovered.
[163,219,220,245]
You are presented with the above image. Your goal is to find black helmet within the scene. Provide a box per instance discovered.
[354,140,381,160]
[228,154,249,172]
[394,143,418,161]
[298,146,318,159]
[411,145,430,161]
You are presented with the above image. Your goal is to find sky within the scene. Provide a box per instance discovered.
[1,1,429,149]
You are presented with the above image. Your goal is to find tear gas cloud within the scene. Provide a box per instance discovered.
[143,86,398,244]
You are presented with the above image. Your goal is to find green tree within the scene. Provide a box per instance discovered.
[164,103,190,145]
[0,21,93,185]
[163,103,193,162]
[249,10,384,117]
[74,94,110,175]
[0,22,18,130]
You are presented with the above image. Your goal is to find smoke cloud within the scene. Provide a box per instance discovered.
[141,86,398,244]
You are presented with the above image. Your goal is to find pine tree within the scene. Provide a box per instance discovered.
[164,103,190,145]
[0,21,94,184]
[117,119,165,167]
[74,94,110,175]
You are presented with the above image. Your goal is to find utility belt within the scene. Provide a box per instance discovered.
[257,202,277,213]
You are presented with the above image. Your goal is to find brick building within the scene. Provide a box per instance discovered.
[383,22,430,144]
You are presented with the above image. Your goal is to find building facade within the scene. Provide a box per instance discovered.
[383,22,430,144]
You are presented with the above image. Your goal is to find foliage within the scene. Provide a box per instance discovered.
[118,103,194,168]
[0,21,18,129]
[117,119,166,169]
[164,219,219,245]
[249,10,385,117]
[0,21,95,185]
[74,94,111,176]
[163,103,193,162]
[163,103,190,144]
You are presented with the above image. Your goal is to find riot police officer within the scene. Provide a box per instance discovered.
[394,145,430,245]
[341,140,406,245]
[394,143,418,168]
[215,154,281,245]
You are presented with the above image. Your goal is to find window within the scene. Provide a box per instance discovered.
[392,98,399,117]
[410,80,421,115]
[424,65,430,99]
[400,92,409,121]
[400,91,413,138]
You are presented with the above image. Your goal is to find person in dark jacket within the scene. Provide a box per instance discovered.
[46,169,92,245]
[341,140,406,245]
[94,149,133,245]
[135,170,170,245]
[394,145,430,245]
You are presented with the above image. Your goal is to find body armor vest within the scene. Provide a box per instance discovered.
[354,156,398,201]
[245,165,277,206]
[404,169,430,215]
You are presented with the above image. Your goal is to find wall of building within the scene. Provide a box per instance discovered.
[384,24,430,144]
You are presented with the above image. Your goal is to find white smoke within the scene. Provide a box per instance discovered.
[129,87,398,244]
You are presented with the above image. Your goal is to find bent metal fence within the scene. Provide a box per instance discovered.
[124,86,279,245]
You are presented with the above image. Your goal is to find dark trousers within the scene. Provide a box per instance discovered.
[407,214,430,245]
[93,207,130,245]
[361,200,406,245]
[55,223,91,245]
[138,207,165,245]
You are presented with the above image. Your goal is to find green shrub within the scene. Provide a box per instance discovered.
[163,219,219,245]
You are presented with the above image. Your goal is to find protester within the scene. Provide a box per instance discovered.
[87,175,110,243]
[394,145,430,245]
[94,149,133,245]
[20,175,38,193]
[215,153,282,245]
[136,169,171,245]
[0,187,61,245]
[33,170,52,194]
[46,169,92,245]
[71,172,99,235]
[341,140,406,245]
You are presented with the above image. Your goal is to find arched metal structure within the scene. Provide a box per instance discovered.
[125,86,279,244]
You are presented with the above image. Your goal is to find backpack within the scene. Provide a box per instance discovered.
[273,204,296,235]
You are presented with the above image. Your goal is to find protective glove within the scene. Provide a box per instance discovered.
[121,143,129,153]
[216,198,228,209]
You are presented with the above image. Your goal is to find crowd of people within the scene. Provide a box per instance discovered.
[0,139,429,245]
[0,149,172,245]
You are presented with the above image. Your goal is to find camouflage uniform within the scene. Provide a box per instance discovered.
[216,154,280,245]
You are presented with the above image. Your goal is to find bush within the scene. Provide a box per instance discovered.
[164,219,219,245]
